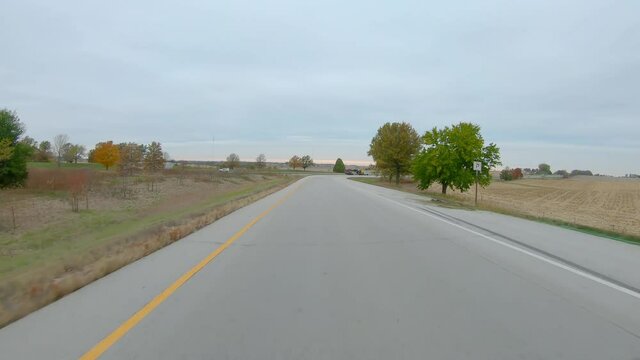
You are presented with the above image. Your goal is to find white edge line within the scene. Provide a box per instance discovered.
[349,181,640,300]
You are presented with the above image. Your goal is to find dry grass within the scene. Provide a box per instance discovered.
[0,169,296,328]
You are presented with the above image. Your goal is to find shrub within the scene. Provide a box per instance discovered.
[571,169,593,176]
[500,168,513,181]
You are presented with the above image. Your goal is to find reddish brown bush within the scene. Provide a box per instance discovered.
[25,169,96,211]
[512,168,523,180]
[26,168,68,191]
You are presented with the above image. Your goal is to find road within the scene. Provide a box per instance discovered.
[1,175,640,359]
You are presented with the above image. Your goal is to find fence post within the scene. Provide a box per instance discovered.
[11,206,16,230]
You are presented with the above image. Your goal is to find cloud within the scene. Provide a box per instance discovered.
[1,0,638,175]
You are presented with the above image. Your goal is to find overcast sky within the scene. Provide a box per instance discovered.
[1,0,639,174]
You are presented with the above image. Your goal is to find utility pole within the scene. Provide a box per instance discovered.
[210,136,215,182]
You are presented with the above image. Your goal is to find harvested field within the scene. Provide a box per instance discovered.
[360,176,640,239]
[447,176,640,237]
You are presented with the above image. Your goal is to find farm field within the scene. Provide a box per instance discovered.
[0,166,297,327]
[357,176,640,240]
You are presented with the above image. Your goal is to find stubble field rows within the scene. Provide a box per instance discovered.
[430,176,640,238]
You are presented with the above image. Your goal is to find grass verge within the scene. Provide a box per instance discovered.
[350,177,640,246]
[0,176,297,328]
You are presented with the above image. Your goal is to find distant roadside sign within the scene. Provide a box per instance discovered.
[473,161,482,171]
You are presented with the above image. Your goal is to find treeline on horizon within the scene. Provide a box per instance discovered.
[1,108,324,189]
[0,109,174,188]
[0,108,622,189]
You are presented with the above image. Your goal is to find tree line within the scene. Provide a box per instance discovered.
[0,108,169,188]
[87,141,166,173]
[368,121,501,194]
[504,164,595,180]
[219,153,270,170]
[17,133,87,165]
[224,153,314,171]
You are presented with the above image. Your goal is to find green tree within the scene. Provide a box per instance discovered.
[62,143,86,163]
[53,134,70,167]
[412,122,501,194]
[21,136,38,160]
[0,109,33,188]
[333,158,345,173]
[74,145,86,163]
[119,143,144,175]
[61,143,72,163]
[0,139,13,161]
[144,142,165,172]
[34,140,52,162]
[368,122,421,184]
[225,153,240,169]
[538,163,552,175]
[301,155,314,171]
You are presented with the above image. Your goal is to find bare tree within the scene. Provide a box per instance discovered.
[53,134,69,167]
[177,161,187,185]
[117,143,143,198]
[301,155,314,171]
[68,171,88,212]
[256,153,266,169]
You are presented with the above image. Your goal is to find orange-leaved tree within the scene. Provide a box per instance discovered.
[92,141,120,170]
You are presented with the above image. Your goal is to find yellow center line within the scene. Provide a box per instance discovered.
[80,183,301,360]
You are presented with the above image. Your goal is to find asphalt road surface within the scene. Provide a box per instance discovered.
[2,176,640,359]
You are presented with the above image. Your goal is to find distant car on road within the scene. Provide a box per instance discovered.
[218,168,230,172]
